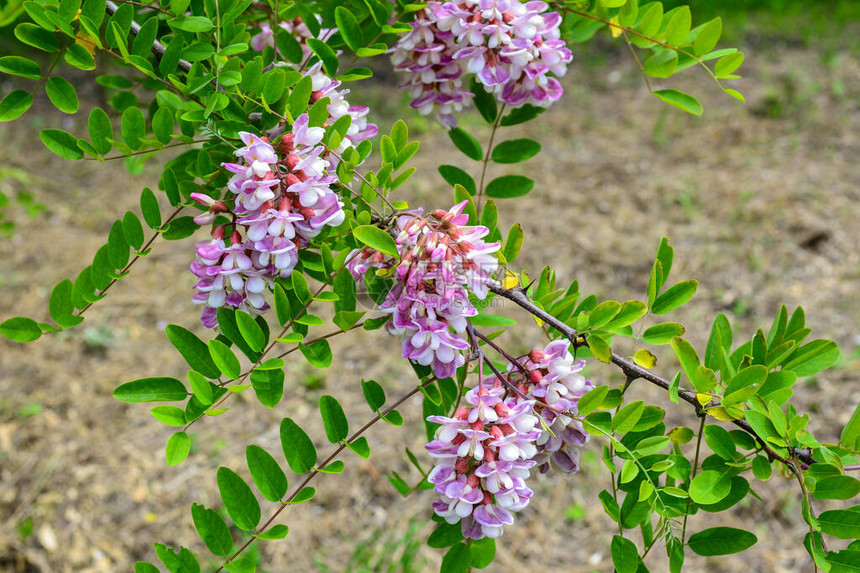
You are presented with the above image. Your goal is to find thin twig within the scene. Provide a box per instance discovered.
[214,377,436,572]
[487,283,816,467]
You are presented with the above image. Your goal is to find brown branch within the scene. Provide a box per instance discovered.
[487,283,816,467]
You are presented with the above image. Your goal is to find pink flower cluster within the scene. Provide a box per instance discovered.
[424,340,592,539]
[426,381,540,539]
[346,202,499,378]
[391,0,572,127]
[508,339,593,473]
[190,115,345,328]
[302,62,379,149]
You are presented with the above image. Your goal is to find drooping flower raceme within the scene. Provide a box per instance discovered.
[507,339,593,473]
[189,115,348,328]
[391,0,572,126]
[426,380,540,539]
[424,340,593,539]
[346,201,500,378]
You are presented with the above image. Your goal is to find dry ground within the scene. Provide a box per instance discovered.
[1,21,859,573]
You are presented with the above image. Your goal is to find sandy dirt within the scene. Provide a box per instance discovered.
[1,24,859,573]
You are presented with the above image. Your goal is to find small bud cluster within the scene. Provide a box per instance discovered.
[391,0,572,127]
[346,201,499,378]
[424,340,592,539]
[190,115,345,327]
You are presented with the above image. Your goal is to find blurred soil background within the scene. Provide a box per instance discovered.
[1,0,860,571]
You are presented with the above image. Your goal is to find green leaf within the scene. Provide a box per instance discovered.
[319,395,349,443]
[0,317,42,342]
[14,22,58,52]
[346,436,371,459]
[306,38,338,76]
[165,324,221,379]
[280,417,317,474]
[168,15,213,32]
[841,402,860,450]
[694,17,722,56]
[610,535,641,573]
[783,339,840,377]
[235,311,266,352]
[653,89,703,116]
[165,431,191,466]
[140,187,161,229]
[299,339,333,368]
[503,223,524,262]
[470,537,495,569]
[704,424,736,460]
[108,219,130,269]
[114,377,187,402]
[159,36,184,75]
[134,562,160,573]
[216,467,261,532]
[49,279,75,323]
[208,339,241,379]
[428,522,464,548]
[664,5,691,46]
[150,405,186,426]
[64,43,95,70]
[689,470,731,504]
[652,280,698,314]
[121,106,145,151]
[491,139,541,164]
[361,379,386,411]
[334,7,363,52]
[123,211,145,250]
[642,322,685,345]
[0,90,33,121]
[820,509,860,539]
[255,524,289,541]
[499,104,544,126]
[45,76,79,114]
[470,78,497,124]
[275,27,303,63]
[250,367,284,408]
[438,165,476,195]
[441,543,471,573]
[448,127,483,161]
[715,52,744,78]
[612,401,645,434]
[671,337,700,387]
[588,333,611,363]
[813,476,860,501]
[191,503,233,556]
[223,555,255,573]
[687,527,757,556]
[246,444,288,502]
[0,55,41,79]
[187,370,213,405]
[485,175,534,199]
[577,385,608,417]
[643,50,678,78]
[353,225,399,258]
[153,544,200,573]
[40,129,83,160]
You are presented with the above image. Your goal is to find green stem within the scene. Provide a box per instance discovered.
[681,415,705,544]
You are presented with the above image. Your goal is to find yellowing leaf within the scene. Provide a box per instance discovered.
[707,406,734,421]
[609,17,623,38]
[501,269,520,289]
[696,393,712,406]
[76,31,97,56]
[633,349,657,369]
